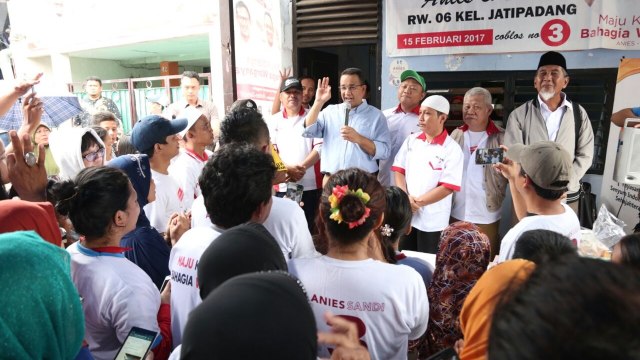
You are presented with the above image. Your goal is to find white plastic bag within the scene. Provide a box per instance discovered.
[592,204,627,249]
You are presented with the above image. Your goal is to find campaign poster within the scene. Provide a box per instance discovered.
[386,0,640,56]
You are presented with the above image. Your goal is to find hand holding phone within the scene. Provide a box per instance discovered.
[114,327,158,360]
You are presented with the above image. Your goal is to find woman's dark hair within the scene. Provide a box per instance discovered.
[80,131,101,153]
[116,135,137,156]
[617,233,640,272]
[320,168,385,245]
[49,167,131,240]
[376,186,412,264]
[512,229,577,264]
[219,107,269,147]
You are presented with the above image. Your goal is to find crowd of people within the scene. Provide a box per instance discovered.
[0,50,639,360]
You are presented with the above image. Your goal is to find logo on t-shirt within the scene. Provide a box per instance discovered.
[177,188,184,202]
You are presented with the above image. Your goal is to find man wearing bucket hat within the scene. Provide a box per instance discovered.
[392,95,463,253]
[378,70,427,187]
[505,51,594,218]
[495,141,581,262]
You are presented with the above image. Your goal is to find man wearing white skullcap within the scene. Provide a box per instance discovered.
[392,95,464,253]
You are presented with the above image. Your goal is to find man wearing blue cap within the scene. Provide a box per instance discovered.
[131,115,188,235]
[505,51,594,218]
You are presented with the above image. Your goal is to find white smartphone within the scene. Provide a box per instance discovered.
[114,327,158,360]
[160,275,171,292]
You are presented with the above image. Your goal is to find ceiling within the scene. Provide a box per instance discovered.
[67,34,211,67]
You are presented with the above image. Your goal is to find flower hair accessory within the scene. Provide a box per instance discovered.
[380,224,394,237]
[329,185,371,229]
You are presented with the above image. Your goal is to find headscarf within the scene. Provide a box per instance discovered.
[180,271,317,360]
[0,199,62,247]
[197,223,288,299]
[458,259,535,360]
[49,127,104,180]
[423,221,491,357]
[108,154,152,228]
[33,123,60,176]
[0,231,84,359]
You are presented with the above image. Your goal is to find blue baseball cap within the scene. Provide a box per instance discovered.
[131,115,188,153]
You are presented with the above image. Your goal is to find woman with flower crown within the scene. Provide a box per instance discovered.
[288,168,428,360]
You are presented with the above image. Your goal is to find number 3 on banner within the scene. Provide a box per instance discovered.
[541,19,570,47]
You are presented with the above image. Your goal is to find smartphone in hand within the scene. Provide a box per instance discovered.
[475,148,504,165]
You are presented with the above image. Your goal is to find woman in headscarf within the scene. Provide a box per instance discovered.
[197,222,287,299]
[421,221,490,358]
[108,154,170,289]
[0,199,62,246]
[458,259,535,360]
[0,231,84,359]
[50,166,171,360]
[180,271,317,360]
[32,123,60,177]
[49,127,105,180]
[289,168,428,360]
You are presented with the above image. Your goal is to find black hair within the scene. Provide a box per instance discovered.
[299,75,315,84]
[376,186,412,264]
[617,233,640,272]
[81,131,101,154]
[340,67,365,85]
[116,135,138,156]
[49,167,131,240]
[199,144,275,229]
[182,71,200,82]
[320,168,386,245]
[91,126,109,144]
[519,166,566,200]
[91,111,117,126]
[85,76,102,86]
[489,256,640,360]
[512,229,577,264]
[219,107,269,148]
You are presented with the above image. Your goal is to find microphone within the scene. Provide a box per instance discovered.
[344,101,351,126]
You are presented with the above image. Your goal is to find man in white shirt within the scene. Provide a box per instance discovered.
[196,105,318,260]
[267,77,321,229]
[495,141,581,262]
[378,69,426,187]
[131,114,188,235]
[450,87,508,258]
[168,107,214,210]
[163,71,220,141]
[169,144,275,347]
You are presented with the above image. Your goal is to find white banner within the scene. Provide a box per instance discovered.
[385,0,640,57]
[233,0,290,113]
[600,58,640,234]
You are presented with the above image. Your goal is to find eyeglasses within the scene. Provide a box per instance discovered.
[339,84,364,92]
[82,147,105,162]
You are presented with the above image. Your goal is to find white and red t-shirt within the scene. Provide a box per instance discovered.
[498,204,581,262]
[67,242,161,360]
[169,225,222,347]
[168,149,211,210]
[288,256,428,360]
[392,130,463,232]
[144,169,185,233]
[267,107,322,192]
[378,104,421,187]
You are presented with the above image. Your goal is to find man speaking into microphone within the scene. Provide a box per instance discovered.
[303,67,390,185]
